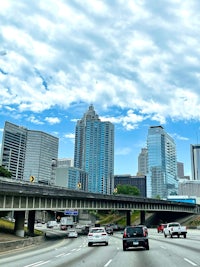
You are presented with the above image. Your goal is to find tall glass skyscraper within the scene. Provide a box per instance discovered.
[191,144,200,180]
[0,121,58,184]
[74,105,114,194]
[147,126,178,198]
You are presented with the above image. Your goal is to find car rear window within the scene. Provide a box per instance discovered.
[126,227,143,237]
[90,228,105,233]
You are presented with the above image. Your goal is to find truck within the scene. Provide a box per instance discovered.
[60,216,74,230]
[163,222,187,238]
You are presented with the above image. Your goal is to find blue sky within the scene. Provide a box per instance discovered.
[1,0,200,177]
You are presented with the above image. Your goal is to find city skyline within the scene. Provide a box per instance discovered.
[1,1,200,176]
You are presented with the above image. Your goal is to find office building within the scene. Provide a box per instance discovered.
[23,130,58,184]
[138,148,148,176]
[0,121,58,184]
[191,144,200,180]
[55,165,88,190]
[178,180,200,199]
[177,162,184,178]
[147,126,178,198]
[114,174,146,197]
[0,121,27,180]
[74,105,114,194]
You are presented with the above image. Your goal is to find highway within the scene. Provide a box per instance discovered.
[0,227,200,267]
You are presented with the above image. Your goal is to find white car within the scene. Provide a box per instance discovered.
[67,229,78,238]
[88,227,109,246]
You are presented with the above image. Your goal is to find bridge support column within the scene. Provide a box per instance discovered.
[126,210,131,226]
[14,211,25,237]
[28,210,35,236]
[140,210,145,225]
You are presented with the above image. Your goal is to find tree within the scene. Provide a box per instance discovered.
[0,166,12,178]
[116,184,140,196]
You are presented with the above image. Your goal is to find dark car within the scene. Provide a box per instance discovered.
[157,223,167,233]
[122,225,149,251]
[105,227,114,235]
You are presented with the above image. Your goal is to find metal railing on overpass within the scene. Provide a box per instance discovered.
[0,178,199,214]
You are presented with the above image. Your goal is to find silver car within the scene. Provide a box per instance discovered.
[88,227,109,246]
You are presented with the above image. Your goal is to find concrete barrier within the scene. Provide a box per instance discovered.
[0,235,45,253]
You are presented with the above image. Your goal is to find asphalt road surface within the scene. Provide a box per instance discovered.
[0,228,200,267]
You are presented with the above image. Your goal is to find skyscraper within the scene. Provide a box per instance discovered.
[0,121,27,180]
[191,144,200,180]
[0,121,58,183]
[74,105,114,194]
[138,148,148,176]
[23,130,58,184]
[147,126,178,198]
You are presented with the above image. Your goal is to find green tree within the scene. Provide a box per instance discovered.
[0,166,12,178]
[116,184,140,196]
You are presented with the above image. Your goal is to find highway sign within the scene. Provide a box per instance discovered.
[64,210,78,216]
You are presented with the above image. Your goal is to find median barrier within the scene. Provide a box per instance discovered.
[0,235,45,253]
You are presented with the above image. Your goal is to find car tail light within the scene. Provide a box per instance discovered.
[102,233,107,236]
[88,233,93,236]
[123,230,127,238]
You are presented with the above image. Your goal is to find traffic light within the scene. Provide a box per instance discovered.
[30,176,35,182]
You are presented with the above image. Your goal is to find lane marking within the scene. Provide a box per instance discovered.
[104,259,112,267]
[24,262,43,267]
[55,253,66,257]
[184,258,197,266]
[34,260,50,266]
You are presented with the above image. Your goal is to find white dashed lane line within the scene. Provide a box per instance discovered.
[104,259,112,267]
[184,258,197,266]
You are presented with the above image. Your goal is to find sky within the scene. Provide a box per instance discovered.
[1,0,200,177]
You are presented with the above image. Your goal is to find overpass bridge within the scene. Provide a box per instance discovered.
[0,178,199,237]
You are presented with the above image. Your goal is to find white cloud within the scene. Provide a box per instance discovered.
[45,117,61,124]
[1,0,200,130]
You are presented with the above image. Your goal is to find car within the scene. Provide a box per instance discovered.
[88,227,109,246]
[67,229,78,238]
[122,225,149,251]
[105,227,114,235]
[157,223,167,233]
[47,220,58,228]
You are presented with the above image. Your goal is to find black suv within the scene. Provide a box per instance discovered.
[122,225,149,251]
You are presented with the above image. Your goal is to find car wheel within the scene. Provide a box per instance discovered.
[164,234,167,238]
[184,234,186,238]
[145,245,149,250]
[123,246,126,251]
[105,242,108,246]
[88,242,92,247]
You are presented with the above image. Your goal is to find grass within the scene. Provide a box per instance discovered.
[94,210,141,227]
[0,218,43,236]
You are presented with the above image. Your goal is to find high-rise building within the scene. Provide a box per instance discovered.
[23,130,58,184]
[0,121,58,184]
[147,126,178,198]
[177,162,184,178]
[0,121,27,180]
[138,148,148,176]
[191,144,200,180]
[74,105,114,194]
